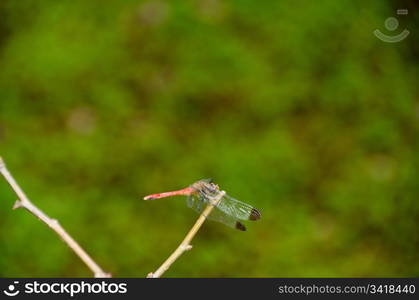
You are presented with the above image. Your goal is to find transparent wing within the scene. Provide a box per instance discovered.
[216,194,261,221]
[187,194,246,231]
[187,193,206,213]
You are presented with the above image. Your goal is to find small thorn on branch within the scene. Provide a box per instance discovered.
[182,245,192,251]
[13,200,22,210]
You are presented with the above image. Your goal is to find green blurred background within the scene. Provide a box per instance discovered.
[0,0,418,277]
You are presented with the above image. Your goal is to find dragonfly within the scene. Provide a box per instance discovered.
[144,179,261,231]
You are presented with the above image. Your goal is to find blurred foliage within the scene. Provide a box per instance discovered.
[0,0,418,277]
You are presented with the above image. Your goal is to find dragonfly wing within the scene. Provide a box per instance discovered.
[216,194,261,221]
[206,207,247,231]
[186,194,246,231]
[186,193,206,213]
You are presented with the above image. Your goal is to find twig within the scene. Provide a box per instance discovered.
[147,191,225,278]
[0,156,110,278]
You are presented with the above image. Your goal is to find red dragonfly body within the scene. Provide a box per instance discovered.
[144,187,193,200]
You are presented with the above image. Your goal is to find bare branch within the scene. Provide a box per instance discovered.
[147,191,225,278]
[0,156,110,278]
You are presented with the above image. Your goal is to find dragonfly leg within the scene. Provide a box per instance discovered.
[196,197,203,212]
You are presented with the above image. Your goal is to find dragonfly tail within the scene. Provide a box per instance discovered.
[143,187,194,200]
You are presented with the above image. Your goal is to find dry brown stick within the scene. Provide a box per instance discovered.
[0,156,110,278]
[147,191,225,278]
